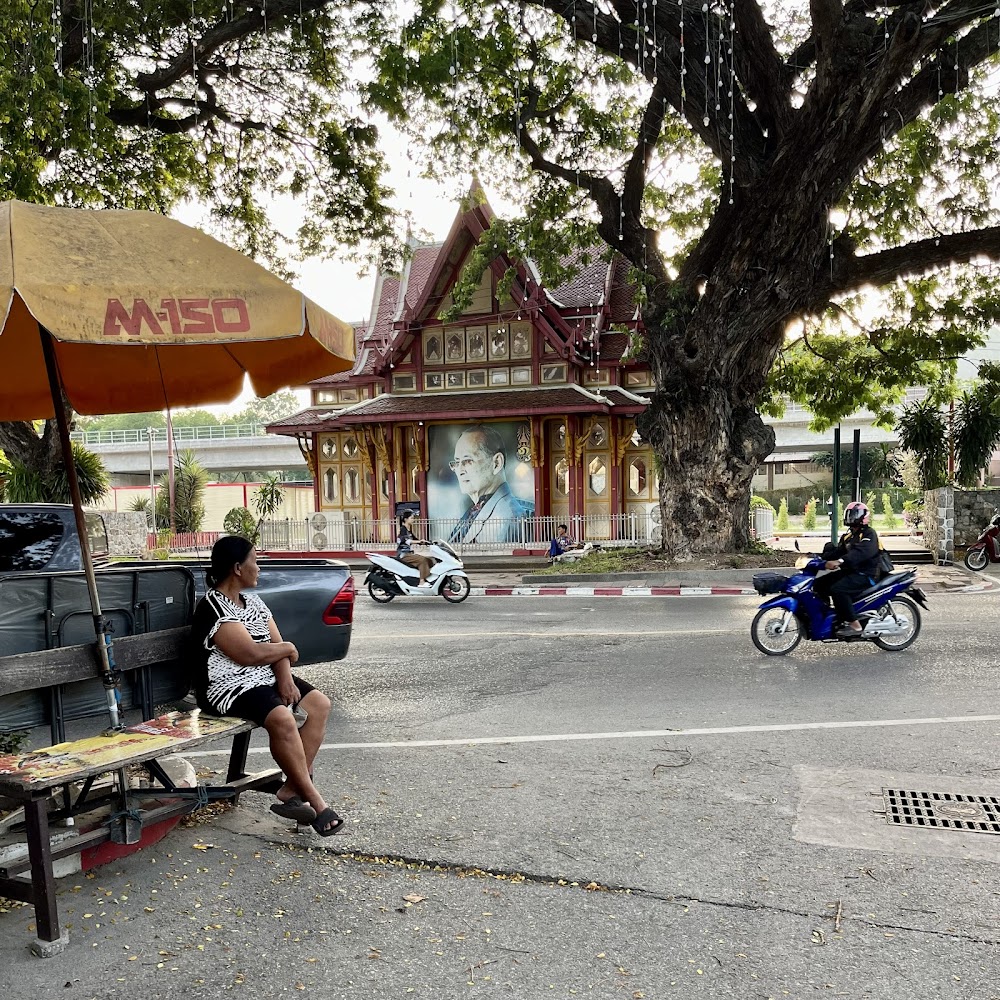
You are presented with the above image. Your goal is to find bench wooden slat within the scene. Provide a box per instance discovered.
[0,710,252,794]
[0,628,189,698]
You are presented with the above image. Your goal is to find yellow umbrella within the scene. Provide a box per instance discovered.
[0,200,354,418]
[0,199,356,727]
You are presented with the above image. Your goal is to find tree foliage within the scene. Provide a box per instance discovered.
[0,1,397,268]
[4,2,1000,554]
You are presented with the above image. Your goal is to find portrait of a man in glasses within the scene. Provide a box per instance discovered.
[447,424,534,543]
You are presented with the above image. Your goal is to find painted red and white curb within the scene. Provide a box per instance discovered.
[469,585,760,597]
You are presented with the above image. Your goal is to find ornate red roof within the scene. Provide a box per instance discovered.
[267,384,647,435]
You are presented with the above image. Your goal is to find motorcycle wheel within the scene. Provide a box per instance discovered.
[873,595,921,651]
[964,547,989,572]
[367,580,395,603]
[440,575,471,604]
[751,607,802,655]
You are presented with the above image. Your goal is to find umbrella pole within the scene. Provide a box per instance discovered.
[39,326,122,730]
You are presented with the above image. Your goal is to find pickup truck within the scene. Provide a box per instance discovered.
[0,504,354,730]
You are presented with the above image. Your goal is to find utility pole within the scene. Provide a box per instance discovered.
[830,426,841,545]
[147,426,156,528]
[852,429,862,502]
[166,408,176,532]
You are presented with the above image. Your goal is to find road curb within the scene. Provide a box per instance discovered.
[470,586,760,597]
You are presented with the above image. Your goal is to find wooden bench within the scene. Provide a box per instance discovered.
[0,628,282,956]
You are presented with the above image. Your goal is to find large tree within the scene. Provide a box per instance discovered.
[4,3,1000,556]
[0,1,397,475]
[372,0,1000,555]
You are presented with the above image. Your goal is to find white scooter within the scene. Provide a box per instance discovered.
[363,541,471,603]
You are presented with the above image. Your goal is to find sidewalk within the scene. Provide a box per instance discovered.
[350,555,996,597]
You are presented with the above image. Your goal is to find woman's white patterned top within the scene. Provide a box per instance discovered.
[198,589,278,714]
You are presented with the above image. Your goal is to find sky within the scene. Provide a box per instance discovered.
[175,133,519,414]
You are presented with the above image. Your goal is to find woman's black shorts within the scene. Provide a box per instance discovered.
[225,675,316,726]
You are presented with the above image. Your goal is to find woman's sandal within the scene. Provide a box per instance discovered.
[311,807,345,837]
[270,796,317,823]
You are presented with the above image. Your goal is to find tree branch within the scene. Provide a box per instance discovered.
[527,1,768,180]
[133,0,329,94]
[731,1,793,138]
[809,0,843,93]
[827,226,1000,297]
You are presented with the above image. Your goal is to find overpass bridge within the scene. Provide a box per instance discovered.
[69,423,307,485]
[73,401,911,487]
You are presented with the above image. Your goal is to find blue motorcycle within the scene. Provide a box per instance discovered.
[751,555,929,655]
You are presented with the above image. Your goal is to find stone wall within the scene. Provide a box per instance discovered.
[923,486,953,564]
[95,510,149,557]
[924,487,1000,563]
[954,488,1000,547]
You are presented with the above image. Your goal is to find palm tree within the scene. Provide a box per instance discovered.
[0,442,108,504]
[155,450,208,533]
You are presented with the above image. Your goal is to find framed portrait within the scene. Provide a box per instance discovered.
[510,322,532,359]
[489,368,510,386]
[392,373,416,392]
[467,369,487,388]
[426,421,536,535]
[466,326,487,362]
[446,371,466,389]
[423,333,443,364]
[425,372,444,390]
[511,367,531,385]
[540,363,567,383]
[445,330,465,364]
[626,370,652,387]
[340,388,360,402]
[584,368,610,385]
[488,325,509,361]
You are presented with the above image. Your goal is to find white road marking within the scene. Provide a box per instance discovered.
[186,714,1000,757]
[352,628,739,639]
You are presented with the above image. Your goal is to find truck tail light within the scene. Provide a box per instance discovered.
[322,577,355,625]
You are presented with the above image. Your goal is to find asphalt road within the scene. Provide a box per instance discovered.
[5,589,1000,998]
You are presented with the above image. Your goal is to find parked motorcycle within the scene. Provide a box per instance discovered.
[751,556,928,655]
[963,509,1000,572]
[363,541,471,603]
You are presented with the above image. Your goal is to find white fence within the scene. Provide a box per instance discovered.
[257,511,663,553]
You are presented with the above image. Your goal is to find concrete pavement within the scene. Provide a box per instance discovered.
[4,586,1000,996]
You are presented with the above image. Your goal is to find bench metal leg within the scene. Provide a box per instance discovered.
[23,796,67,956]
[226,730,252,805]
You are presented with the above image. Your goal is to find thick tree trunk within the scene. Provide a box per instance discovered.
[0,418,67,480]
[639,380,774,558]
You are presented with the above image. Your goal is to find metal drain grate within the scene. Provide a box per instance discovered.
[882,788,1000,835]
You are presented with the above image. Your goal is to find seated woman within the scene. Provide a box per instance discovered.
[397,510,435,587]
[190,535,344,836]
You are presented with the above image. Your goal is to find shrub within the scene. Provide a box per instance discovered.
[803,497,817,531]
[0,729,29,755]
[881,493,900,529]
[223,506,257,539]
[902,498,924,530]
[750,495,775,512]
[776,497,790,531]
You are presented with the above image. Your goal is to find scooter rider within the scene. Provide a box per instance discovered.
[397,510,435,588]
[814,501,880,637]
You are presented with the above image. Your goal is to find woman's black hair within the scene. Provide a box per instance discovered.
[206,535,254,589]
[399,510,414,525]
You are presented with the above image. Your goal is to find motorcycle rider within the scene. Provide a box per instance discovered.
[396,510,435,587]
[814,500,880,637]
